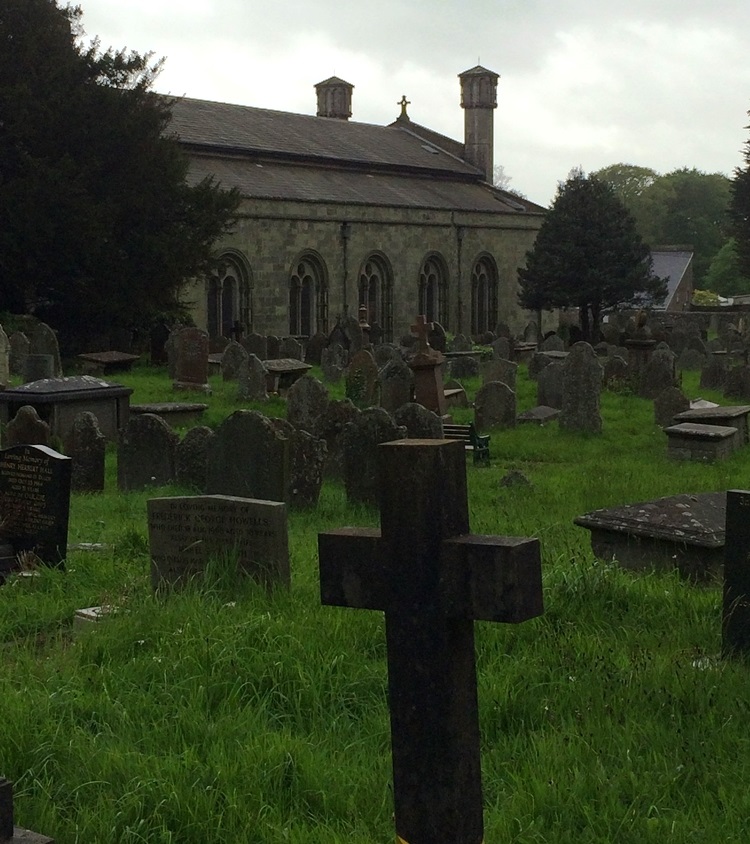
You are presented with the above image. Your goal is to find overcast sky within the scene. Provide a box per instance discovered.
[78,0,750,207]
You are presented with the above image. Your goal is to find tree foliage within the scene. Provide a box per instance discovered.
[702,238,750,297]
[518,169,666,341]
[731,114,750,279]
[0,0,241,351]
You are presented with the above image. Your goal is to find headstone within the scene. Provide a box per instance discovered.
[0,326,9,389]
[379,357,413,414]
[602,355,629,390]
[149,322,170,365]
[523,321,539,343]
[269,418,327,509]
[338,314,364,355]
[117,413,178,491]
[408,316,447,417]
[393,402,443,438]
[536,361,564,409]
[318,399,361,479]
[345,349,379,408]
[443,378,468,408]
[449,333,473,352]
[540,333,565,352]
[321,342,347,383]
[207,410,290,503]
[22,354,55,383]
[560,341,602,434]
[373,343,401,369]
[30,322,62,377]
[64,411,105,492]
[527,351,552,380]
[428,322,447,353]
[494,320,512,339]
[638,348,677,399]
[173,327,211,393]
[723,490,750,657]
[305,332,328,365]
[265,335,281,358]
[4,405,51,447]
[449,355,480,380]
[242,332,268,360]
[369,321,384,346]
[0,443,71,566]
[8,332,30,378]
[490,336,511,362]
[175,426,215,492]
[286,375,330,434]
[474,381,516,430]
[341,407,406,506]
[236,353,268,402]
[279,336,303,361]
[653,386,690,428]
[148,494,289,591]
[220,340,249,381]
[724,365,750,401]
[318,440,543,844]
[165,326,182,379]
[677,347,706,372]
[480,358,517,390]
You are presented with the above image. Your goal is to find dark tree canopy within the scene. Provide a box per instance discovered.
[0,0,241,351]
[731,114,750,280]
[518,169,667,341]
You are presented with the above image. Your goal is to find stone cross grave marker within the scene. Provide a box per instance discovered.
[0,443,71,568]
[408,315,447,417]
[148,494,289,591]
[318,439,543,844]
[723,489,750,657]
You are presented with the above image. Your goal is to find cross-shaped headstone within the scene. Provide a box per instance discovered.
[410,315,433,353]
[318,439,543,844]
[723,489,750,657]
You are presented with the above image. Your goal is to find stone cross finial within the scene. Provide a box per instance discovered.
[410,314,432,352]
[398,94,411,119]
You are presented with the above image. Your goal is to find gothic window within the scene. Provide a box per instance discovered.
[208,254,251,339]
[470,256,498,335]
[289,255,328,337]
[358,254,393,341]
[418,255,449,328]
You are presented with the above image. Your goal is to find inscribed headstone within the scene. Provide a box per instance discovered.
[393,402,444,439]
[304,332,327,365]
[345,349,379,408]
[474,381,517,430]
[560,342,602,434]
[269,418,327,509]
[449,355,480,380]
[527,351,552,380]
[278,336,303,361]
[286,375,330,434]
[449,333,473,353]
[220,340,249,382]
[266,335,281,359]
[654,386,690,429]
[540,333,565,353]
[321,343,347,383]
[173,327,210,392]
[117,413,178,491]
[30,322,62,377]
[64,411,105,492]
[491,337,511,361]
[317,399,361,479]
[175,426,215,492]
[481,358,517,390]
[379,357,413,414]
[638,348,677,399]
[242,332,268,360]
[341,407,406,505]
[536,361,564,409]
[4,405,51,447]
[237,353,268,402]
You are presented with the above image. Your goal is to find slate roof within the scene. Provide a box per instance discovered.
[651,249,693,309]
[168,96,546,214]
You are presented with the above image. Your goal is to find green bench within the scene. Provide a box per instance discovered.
[442,422,491,466]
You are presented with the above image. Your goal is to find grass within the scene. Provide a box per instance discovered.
[2,362,750,842]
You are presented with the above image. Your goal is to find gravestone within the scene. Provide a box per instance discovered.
[653,386,690,429]
[8,332,30,378]
[723,490,750,657]
[286,375,330,435]
[304,332,328,365]
[279,336,303,361]
[491,337,511,362]
[338,314,364,355]
[148,494,289,591]
[379,357,413,414]
[408,316,447,417]
[30,322,62,377]
[494,320,512,339]
[0,326,8,389]
[117,413,178,491]
[560,342,602,434]
[173,327,211,393]
[449,333,473,353]
[265,335,281,359]
[428,321,447,353]
[527,351,552,380]
[536,361,564,409]
[474,381,516,430]
[638,348,677,399]
[0,443,71,567]
[540,333,565,353]
[700,353,728,391]
[523,321,539,343]
[175,426,215,492]
[602,355,629,389]
[64,411,105,492]
[393,402,444,439]
[237,353,268,402]
[149,322,170,365]
[4,405,51,447]
[207,410,290,503]
[677,348,706,372]
[448,355,480,380]
[345,349,379,408]
[22,354,55,383]
[517,405,560,425]
[317,399,361,479]
[318,440,543,844]
[242,332,268,360]
[220,340,249,381]
[373,343,401,369]
[341,407,406,505]
[269,418,327,509]
[481,358,517,390]
[165,326,182,379]
[724,365,750,401]
[321,342,347,383]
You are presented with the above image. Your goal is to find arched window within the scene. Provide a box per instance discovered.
[289,254,328,337]
[418,255,449,328]
[470,255,498,335]
[208,253,251,339]
[358,254,393,341]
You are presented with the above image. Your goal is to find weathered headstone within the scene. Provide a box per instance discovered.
[408,316,447,417]
[724,365,750,401]
[393,402,444,439]
[175,426,215,492]
[220,340,249,382]
[448,355,480,380]
[317,399,361,479]
[117,413,178,491]
[148,494,289,591]
[491,336,511,362]
[4,405,51,447]
[428,321,447,353]
[8,332,30,378]
[449,333,473,353]
[165,326,182,379]
[677,347,706,372]
[22,354,55,384]
[318,440,543,844]
[269,418,327,509]
[173,327,211,393]
[602,354,629,390]
[321,342,347,383]
[345,349,379,408]
[236,353,268,402]
[723,489,750,657]
[265,335,281,359]
[539,333,565,353]
[278,336,303,361]
[0,443,71,566]
[379,357,413,414]
[304,331,328,365]
[149,322,170,365]
[30,322,62,377]
[527,351,552,380]
[536,361,564,409]
[341,407,406,505]
[700,352,728,391]
[481,358,517,390]
[64,411,105,492]
[560,342,602,434]
[286,375,330,434]
[474,381,516,430]
[0,326,9,389]
[242,332,268,360]
[638,347,677,399]
[653,386,690,429]
[373,343,401,369]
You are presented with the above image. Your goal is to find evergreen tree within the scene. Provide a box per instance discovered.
[518,169,666,341]
[731,114,750,279]
[0,0,240,351]
[703,238,750,297]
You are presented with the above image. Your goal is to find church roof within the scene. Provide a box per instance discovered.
[651,249,693,310]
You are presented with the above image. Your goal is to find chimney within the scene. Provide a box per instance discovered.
[458,66,499,183]
[315,76,354,120]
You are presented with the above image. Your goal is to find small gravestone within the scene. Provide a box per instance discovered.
[279,336,303,361]
[266,335,281,359]
[64,411,105,492]
[242,332,268,360]
[207,410,290,503]
[165,326,182,379]
[0,326,9,388]
[4,405,51,447]
[22,354,55,383]
[724,365,750,401]
[449,333,473,353]
[318,440,543,844]
[700,353,728,391]
[677,347,706,372]
[653,386,690,428]
[638,347,676,399]
[481,358,517,390]
[175,426,215,492]
[269,418,327,509]
[286,375,330,434]
[474,381,516,430]
[345,349,379,408]
[602,354,629,389]
[220,340,248,381]
[379,357,413,414]
[173,327,211,393]
[148,494,289,591]
[393,402,444,438]
[8,332,30,378]
[428,321,447,353]
[527,351,552,380]
[536,361,564,409]
[149,322,170,365]
[30,322,62,377]
[341,407,406,505]
[321,343,347,383]
[237,353,268,402]
[373,343,401,369]
[491,336,511,362]
[117,413,178,491]
[723,490,750,657]
[305,332,328,365]
[0,443,71,567]
[449,355,480,380]
[560,342,602,434]
[540,333,565,353]
[318,399,361,479]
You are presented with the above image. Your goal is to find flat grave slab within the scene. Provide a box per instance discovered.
[517,405,560,425]
[77,350,140,374]
[574,491,725,580]
[262,358,312,392]
[130,402,207,428]
[673,405,750,443]
[664,422,739,461]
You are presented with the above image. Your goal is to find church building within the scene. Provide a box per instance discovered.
[169,65,545,344]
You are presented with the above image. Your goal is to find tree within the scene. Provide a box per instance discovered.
[703,238,750,297]
[0,0,241,351]
[731,114,750,279]
[518,169,666,341]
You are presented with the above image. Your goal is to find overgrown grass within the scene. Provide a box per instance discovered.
[2,363,750,842]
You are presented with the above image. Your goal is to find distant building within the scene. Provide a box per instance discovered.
[169,66,545,343]
[650,246,694,312]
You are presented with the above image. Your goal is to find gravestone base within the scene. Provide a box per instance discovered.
[664,423,739,461]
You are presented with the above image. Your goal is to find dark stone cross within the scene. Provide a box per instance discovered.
[410,314,433,353]
[318,439,543,844]
[723,489,750,656]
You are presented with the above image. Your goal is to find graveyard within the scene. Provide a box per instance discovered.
[3,336,750,842]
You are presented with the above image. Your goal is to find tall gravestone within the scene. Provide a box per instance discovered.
[220,340,249,382]
[237,354,268,402]
[318,399,361,479]
[279,336,303,361]
[242,332,268,361]
[0,443,71,567]
[269,418,327,510]
[537,361,564,409]
[175,426,215,493]
[318,440,543,844]
[173,327,211,393]
[341,407,406,506]
[560,342,602,434]
[0,326,9,389]
[8,332,30,379]
[117,413,178,491]
[379,357,413,414]
[64,411,105,492]
[30,322,62,377]
[474,381,516,430]
[345,349,379,408]
[286,375,330,434]
[408,316,447,417]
